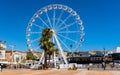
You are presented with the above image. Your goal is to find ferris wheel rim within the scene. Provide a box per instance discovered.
[26,4,84,52]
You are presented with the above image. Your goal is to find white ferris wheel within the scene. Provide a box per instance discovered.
[26,4,84,65]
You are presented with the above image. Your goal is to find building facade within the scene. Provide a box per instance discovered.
[0,42,8,64]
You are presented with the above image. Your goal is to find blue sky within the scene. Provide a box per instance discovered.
[0,0,120,52]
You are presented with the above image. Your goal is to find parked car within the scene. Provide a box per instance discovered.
[30,64,42,70]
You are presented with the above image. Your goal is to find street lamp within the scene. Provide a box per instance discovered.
[103,48,106,70]
[9,45,16,69]
[70,44,73,56]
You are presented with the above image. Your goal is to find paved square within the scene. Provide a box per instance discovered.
[0,69,120,75]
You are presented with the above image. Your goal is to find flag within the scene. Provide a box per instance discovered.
[4,41,6,44]
[0,40,2,43]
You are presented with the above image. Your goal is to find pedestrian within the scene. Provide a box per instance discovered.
[0,64,2,72]
[102,62,106,70]
[57,65,60,70]
[87,65,90,70]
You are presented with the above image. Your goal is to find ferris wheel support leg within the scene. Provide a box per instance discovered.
[54,34,68,65]
[54,51,57,68]
[39,51,45,64]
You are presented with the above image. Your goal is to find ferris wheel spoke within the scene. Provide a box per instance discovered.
[53,9,56,29]
[57,36,71,52]
[57,33,78,44]
[35,46,40,51]
[55,10,64,28]
[58,21,77,32]
[31,37,40,43]
[57,14,72,29]
[32,23,44,29]
[45,11,52,28]
[38,16,49,28]
[58,31,81,34]
[74,44,81,52]
[29,32,42,34]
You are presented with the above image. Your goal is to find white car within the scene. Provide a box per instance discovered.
[30,64,42,70]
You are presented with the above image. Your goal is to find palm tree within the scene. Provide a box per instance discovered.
[47,42,56,67]
[39,28,56,68]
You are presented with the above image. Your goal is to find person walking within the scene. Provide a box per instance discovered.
[0,64,2,72]
[87,64,90,70]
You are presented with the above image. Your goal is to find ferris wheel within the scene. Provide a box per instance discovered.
[26,4,84,64]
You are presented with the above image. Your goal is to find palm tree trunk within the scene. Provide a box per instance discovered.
[44,51,47,69]
[48,54,51,68]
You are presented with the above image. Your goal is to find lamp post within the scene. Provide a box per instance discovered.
[70,44,73,56]
[9,45,16,69]
[103,48,106,70]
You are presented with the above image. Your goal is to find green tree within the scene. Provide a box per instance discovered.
[26,50,37,60]
[39,28,56,68]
